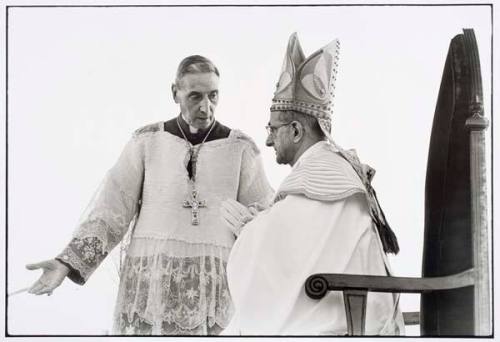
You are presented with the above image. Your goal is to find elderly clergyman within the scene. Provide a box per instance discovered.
[26,55,273,335]
[221,34,405,335]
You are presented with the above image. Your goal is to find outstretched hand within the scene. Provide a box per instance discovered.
[26,259,70,296]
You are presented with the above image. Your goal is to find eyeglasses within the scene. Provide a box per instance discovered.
[265,122,293,136]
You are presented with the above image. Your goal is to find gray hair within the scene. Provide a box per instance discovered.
[175,55,220,86]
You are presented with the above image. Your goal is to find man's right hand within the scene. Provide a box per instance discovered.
[26,259,70,296]
[220,199,256,236]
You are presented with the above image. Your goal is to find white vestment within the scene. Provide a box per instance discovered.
[57,121,273,334]
[224,141,404,335]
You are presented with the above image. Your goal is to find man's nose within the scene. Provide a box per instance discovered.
[265,134,274,147]
[199,97,211,114]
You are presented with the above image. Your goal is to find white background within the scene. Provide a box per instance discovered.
[3,1,494,338]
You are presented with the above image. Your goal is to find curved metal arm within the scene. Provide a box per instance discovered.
[305,268,475,300]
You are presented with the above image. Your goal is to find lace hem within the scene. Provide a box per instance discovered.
[114,313,224,335]
[114,253,233,333]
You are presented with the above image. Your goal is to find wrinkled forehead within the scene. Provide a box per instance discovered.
[177,72,219,91]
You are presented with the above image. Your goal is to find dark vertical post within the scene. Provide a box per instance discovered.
[343,290,367,335]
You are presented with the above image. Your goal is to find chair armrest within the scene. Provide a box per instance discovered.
[305,268,474,299]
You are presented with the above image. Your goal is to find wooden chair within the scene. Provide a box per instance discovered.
[305,28,490,336]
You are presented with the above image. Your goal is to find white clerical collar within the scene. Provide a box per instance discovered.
[292,140,330,169]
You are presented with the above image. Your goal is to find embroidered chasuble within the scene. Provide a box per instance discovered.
[56,117,273,335]
[223,141,405,335]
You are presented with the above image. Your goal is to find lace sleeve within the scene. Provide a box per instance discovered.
[57,135,144,284]
[237,142,274,209]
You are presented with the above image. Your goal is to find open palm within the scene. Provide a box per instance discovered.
[26,259,70,295]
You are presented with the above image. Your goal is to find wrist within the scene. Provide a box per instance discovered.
[54,259,71,276]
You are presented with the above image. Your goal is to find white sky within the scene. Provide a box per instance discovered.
[2,1,495,338]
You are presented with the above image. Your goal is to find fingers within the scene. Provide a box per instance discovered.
[28,279,54,295]
[248,206,259,216]
[220,205,241,228]
[27,260,65,296]
[26,260,51,270]
[223,199,250,217]
[220,201,238,218]
[28,279,45,294]
[220,205,255,237]
[221,216,236,230]
[220,200,258,236]
[221,207,243,236]
[220,202,239,221]
[38,287,54,296]
[253,202,268,211]
[241,214,254,225]
[28,281,43,294]
[221,214,242,236]
[221,200,253,226]
[221,200,255,224]
[248,202,267,213]
[26,263,42,271]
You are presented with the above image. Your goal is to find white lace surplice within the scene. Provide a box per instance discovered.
[57,122,273,335]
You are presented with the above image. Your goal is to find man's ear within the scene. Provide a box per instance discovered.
[292,121,304,143]
[171,83,179,103]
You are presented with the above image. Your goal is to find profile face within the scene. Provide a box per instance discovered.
[266,111,294,165]
[173,72,219,130]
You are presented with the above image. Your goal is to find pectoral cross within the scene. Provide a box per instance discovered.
[183,189,207,225]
